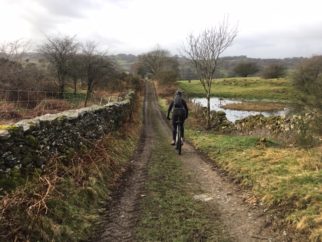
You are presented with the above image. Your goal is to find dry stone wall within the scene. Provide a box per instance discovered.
[202,108,318,143]
[0,91,135,174]
[234,112,317,137]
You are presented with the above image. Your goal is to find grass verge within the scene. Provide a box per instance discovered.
[135,122,231,241]
[178,77,295,101]
[186,129,322,241]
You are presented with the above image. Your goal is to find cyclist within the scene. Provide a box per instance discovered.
[167,90,189,145]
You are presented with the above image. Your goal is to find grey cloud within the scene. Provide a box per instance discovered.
[102,0,131,8]
[23,11,63,36]
[80,33,126,52]
[21,0,104,38]
[33,0,102,18]
[226,22,322,58]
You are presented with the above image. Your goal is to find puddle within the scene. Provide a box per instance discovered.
[192,97,289,122]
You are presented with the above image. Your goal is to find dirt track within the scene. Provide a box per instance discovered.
[95,81,292,242]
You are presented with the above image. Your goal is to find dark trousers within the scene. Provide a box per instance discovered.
[172,109,185,140]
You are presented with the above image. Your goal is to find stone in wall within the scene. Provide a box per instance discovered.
[199,107,235,132]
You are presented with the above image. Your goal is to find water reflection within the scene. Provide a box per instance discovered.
[192,97,288,123]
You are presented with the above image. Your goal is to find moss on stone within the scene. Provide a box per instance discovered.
[25,135,38,147]
[0,124,19,131]
[7,126,23,135]
[0,168,25,193]
[0,125,12,130]
[21,152,36,166]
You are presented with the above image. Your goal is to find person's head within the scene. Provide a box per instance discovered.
[175,90,183,96]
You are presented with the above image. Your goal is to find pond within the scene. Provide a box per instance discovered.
[192,97,289,123]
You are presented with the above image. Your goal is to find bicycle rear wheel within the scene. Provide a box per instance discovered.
[176,124,182,155]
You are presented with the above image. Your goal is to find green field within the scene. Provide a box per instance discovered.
[178,77,296,101]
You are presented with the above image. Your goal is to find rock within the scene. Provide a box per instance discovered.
[0,130,10,140]
[193,194,214,202]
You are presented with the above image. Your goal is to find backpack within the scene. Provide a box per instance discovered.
[173,95,184,108]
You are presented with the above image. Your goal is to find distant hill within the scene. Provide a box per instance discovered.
[219,55,306,72]
[109,53,307,77]
[179,55,307,79]
[20,52,307,78]
[110,54,138,73]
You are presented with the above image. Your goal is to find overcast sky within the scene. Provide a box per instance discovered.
[1,0,322,58]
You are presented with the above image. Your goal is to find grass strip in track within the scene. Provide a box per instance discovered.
[135,126,231,241]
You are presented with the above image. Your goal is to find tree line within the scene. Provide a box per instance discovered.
[39,37,122,106]
[0,37,133,108]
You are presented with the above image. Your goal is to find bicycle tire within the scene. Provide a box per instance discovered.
[176,124,182,155]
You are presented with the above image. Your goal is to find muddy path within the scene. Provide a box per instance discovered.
[95,82,154,242]
[176,145,284,242]
[95,81,290,242]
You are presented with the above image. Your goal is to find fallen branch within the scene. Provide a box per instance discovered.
[27,176,53,215]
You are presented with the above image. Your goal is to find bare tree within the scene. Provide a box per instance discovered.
[39,36,78,98]
[137,47,179,83]
[183,19,237,128]
[66,54,83,95]
[0,39,30,62]
[80,41,116,107]
[137,48,168,76]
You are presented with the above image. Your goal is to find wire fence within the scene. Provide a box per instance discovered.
[0,89,122,123]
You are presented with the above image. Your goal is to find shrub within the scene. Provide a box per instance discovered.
[293,56,322,112]
[34,99,71,112]
[156,70,179,84]
[233,62,259,77]
[262,63,286,79]
[292,56,322,140]
[0,102,22,120]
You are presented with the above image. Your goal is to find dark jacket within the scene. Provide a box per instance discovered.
[167,99,189,119]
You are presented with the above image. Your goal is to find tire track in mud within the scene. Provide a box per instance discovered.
[96,82,155,242]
